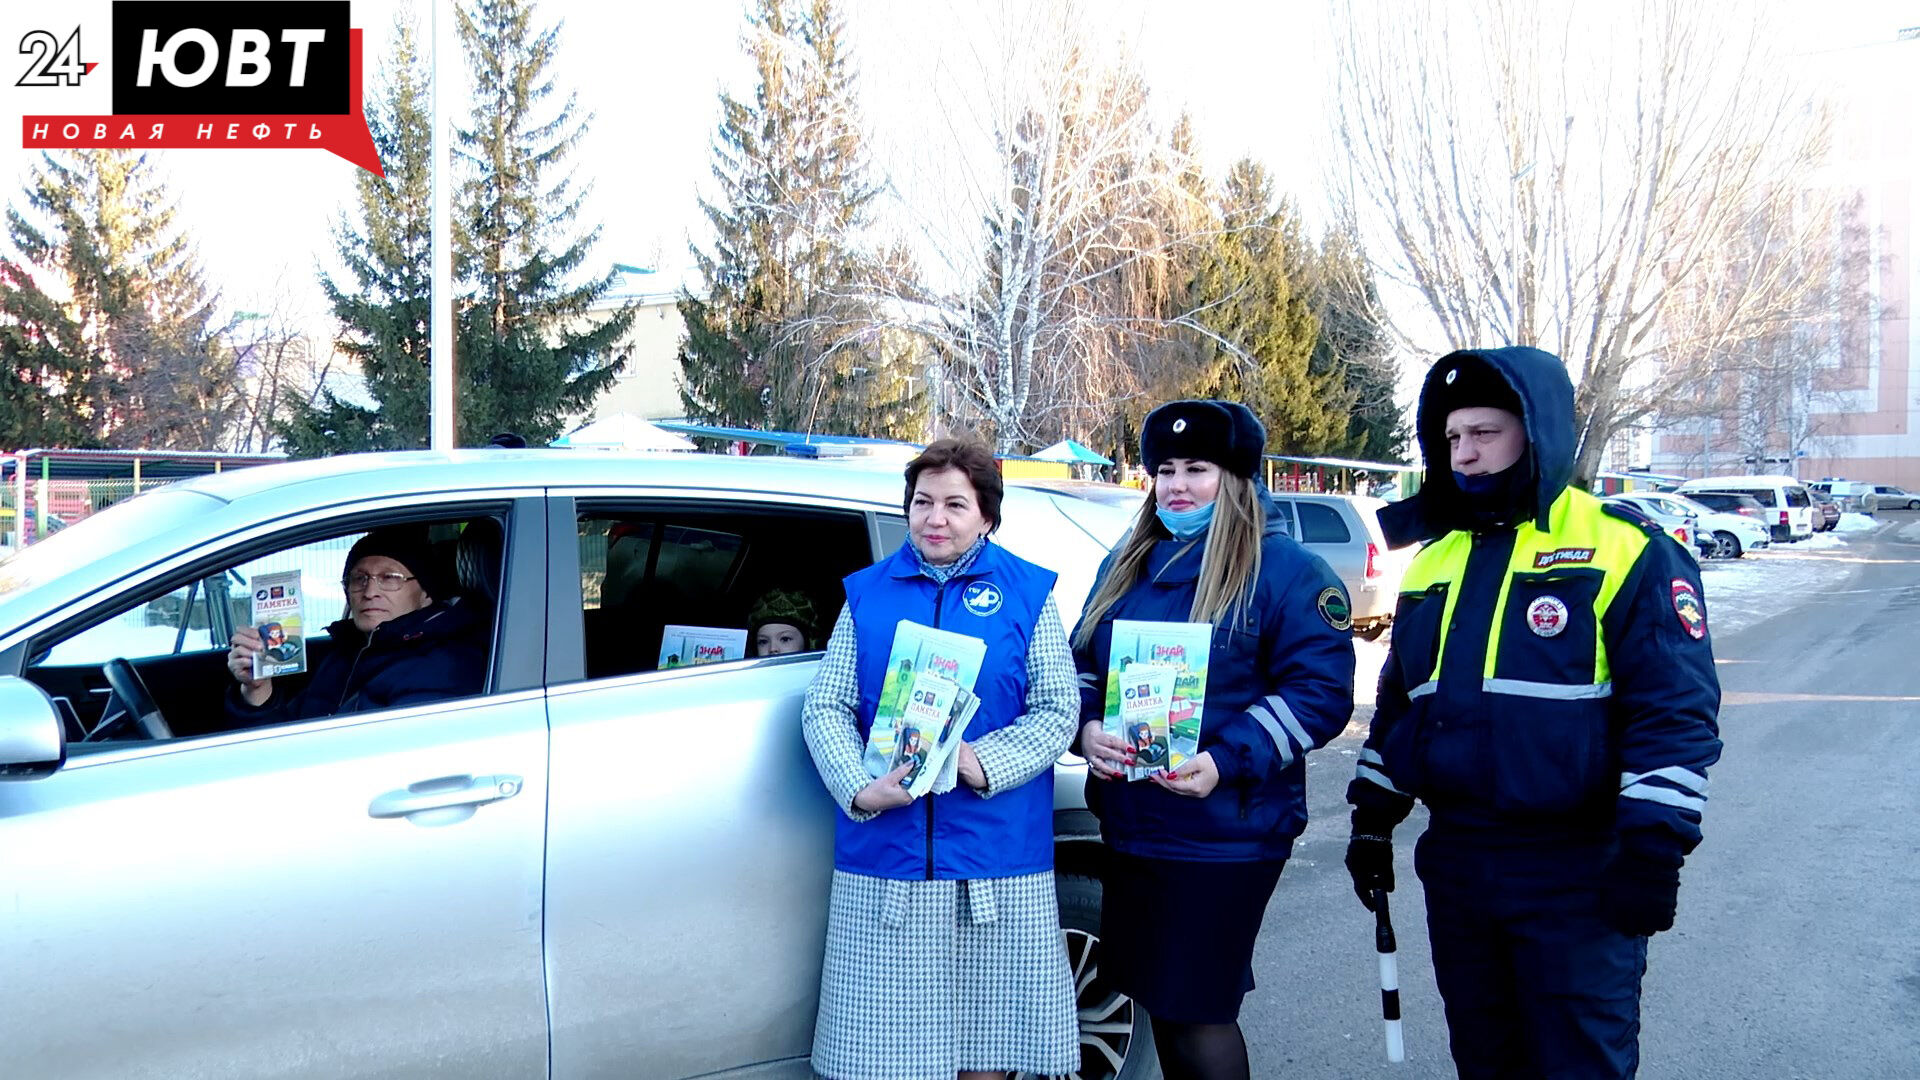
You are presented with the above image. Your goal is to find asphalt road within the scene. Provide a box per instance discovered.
[1235,513,1920,1079]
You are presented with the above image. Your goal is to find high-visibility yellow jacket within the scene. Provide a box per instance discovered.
[1350,487,1722,862]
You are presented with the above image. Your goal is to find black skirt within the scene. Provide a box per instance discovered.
[1098,851,1286,1024]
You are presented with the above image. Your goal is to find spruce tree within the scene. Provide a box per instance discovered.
[281,12,434,456]
[681,0,911,437]
[1186,158,1348,456]
[455,0,633,446]
[1312,226,1407,461]
[2,150,230,448]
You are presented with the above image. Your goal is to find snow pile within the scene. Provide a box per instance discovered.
[1835,513,1879,533]
[1796,532,1844,550]
[1699,540,1863,636]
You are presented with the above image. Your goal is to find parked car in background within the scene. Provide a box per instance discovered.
[1675,475,1815,543]
[1806,488,1841,531]
[0,451,1159,1080]
[1809,479,1873,512]
[1870,485,1920,510]
[1266,493,1409,637]
[1601,494,1708,561]
[1610,491,1770,559]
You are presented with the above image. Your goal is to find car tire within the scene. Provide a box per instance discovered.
[1023,874,1159,1080]
[1714,531,1743,558]
[1908,499,1919,511]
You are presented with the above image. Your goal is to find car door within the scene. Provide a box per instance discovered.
[0,497,551,1080]
[540,490,880,1080]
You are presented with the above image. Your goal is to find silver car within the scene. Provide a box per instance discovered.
[0,451,1157,1080]
[1266,493,1408,638]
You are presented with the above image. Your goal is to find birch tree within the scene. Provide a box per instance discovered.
[869,3,1211,453]
[1329,0,1854,482]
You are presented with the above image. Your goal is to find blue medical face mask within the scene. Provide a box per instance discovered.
[1156,501,1216,540]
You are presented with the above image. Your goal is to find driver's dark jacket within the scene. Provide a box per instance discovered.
[225,599,486,726]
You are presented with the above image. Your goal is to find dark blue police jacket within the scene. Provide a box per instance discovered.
[836,539,1058,880]
[1074,505,1356,862]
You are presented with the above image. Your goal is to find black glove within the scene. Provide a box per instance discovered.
[1601,853,1681,937]
[1345,833,1394,912]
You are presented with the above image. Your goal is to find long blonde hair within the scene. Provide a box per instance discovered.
[1072,471,1265,649]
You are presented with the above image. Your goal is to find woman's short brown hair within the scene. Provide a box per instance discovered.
[903,437,1003,532]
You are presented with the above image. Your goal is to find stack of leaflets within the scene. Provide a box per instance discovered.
[1101,619,1211,779]
[657,625,748,669]
[863,620,988,797]
[249,570,307,679]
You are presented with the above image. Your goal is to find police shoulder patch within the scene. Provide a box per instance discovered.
[1316,586,1352,631]
[1670,577,1707,640]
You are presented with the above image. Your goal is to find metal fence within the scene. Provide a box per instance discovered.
[2,476,179,548]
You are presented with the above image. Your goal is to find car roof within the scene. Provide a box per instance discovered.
[175,449,913,509]
[1677,474,1805,488]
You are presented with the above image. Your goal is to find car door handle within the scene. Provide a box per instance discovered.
[367,774,524,819]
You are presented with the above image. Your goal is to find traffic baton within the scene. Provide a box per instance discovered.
[1371,887,1405,1063]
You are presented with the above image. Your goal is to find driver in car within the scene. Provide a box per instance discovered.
[225,526,486,725]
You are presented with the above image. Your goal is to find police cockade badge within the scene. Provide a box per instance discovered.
[1526,595,1569,637]
[1172,418,1188,433]
[1445,367,1459,384]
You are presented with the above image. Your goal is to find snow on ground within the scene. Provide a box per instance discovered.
[1698,518,1890,636]
[1900,519,1920,543]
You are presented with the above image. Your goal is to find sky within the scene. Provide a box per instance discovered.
[1,0,1914,336]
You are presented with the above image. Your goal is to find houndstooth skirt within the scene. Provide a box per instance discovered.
[811,869,1079,1080]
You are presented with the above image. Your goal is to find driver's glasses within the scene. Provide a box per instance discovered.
[344,572,415,593]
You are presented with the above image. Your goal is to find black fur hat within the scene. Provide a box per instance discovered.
[1429,353,1524,421]
[344,525,453,602]
[1140,400,1266,479]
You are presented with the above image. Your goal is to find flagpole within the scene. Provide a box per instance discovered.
[429,0,456,450]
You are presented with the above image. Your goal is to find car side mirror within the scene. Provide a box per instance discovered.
[0,675,67,780]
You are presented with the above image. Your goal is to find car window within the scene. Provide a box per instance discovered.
[575,503,870,681]
[1296,502,1352,544]
[1784,487,1810,507]
[26,516,502,752]
[1268,500,1298,539]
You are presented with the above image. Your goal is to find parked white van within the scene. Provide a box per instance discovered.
[1676,474,1815,542]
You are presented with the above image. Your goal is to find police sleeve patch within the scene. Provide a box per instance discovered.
[1670,578,1707,640]
[1316,586,1352,631]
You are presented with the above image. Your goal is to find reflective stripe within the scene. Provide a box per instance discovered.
[1246,704,1296,768]
[1622,782,1706,813]
[1360,747,1387,766]
[1265,694,1313,755]
[1356,763,1405,795]
[1076,672,1098,689]
[1482,677,1614,700]
[1408,680,1439,699]
[1621,766,1709,796]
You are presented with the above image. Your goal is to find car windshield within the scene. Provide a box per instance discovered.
[0,489,221,603]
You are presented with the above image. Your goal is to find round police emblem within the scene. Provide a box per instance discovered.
[1445,367,1459,384]
[1172,418,1188,433]
[1526,595,1569,637]
[961,581,1003,616]
[1316,586,1352,631]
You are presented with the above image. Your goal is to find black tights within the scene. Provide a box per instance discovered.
[1150,1017,1249,1080]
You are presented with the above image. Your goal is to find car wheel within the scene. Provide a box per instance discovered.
[1714,531,1743,558]
[1908,499,1919,511]
[1018,874,1159,1080]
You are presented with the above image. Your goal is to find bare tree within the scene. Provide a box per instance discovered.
[225,279,350,452]
[1328,0,1854,482]
[860,2,1214,453]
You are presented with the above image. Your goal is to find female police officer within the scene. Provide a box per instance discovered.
[1072,400,1355,1080]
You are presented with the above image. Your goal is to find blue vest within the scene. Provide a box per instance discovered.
[837,539,1058,880]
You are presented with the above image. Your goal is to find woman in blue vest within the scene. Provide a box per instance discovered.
[801,437,1080,1080]
[1072,401,1356,1080]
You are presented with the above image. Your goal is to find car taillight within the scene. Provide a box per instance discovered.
[1779,511,1789,526]
[1677,527,1689,544]
[1365,541,1381,580]
[1739,507,1756,517]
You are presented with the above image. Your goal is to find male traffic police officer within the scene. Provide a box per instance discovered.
[1345,346,1722,1078]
